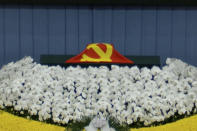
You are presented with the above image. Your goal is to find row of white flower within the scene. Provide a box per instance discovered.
[0,57,197,126]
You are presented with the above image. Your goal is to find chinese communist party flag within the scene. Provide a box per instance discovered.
[65,43,134,64]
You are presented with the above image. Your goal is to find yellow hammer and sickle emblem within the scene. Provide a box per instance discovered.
[80,43,113,62]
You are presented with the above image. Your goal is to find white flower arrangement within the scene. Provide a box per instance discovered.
[0,56,197,130]
[85,116,115,131]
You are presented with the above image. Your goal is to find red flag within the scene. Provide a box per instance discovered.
[65,43,134,64]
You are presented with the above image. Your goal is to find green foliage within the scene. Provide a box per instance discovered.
[65,117,91,131]
[108,117,130,131]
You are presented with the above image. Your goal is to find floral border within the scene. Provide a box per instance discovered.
[1,110,197,131]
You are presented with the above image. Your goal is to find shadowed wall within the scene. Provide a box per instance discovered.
[0,5,197,67]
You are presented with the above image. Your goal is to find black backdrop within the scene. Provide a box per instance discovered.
[0,0,197,6]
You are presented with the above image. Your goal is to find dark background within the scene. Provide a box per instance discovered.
[1,0,197,6]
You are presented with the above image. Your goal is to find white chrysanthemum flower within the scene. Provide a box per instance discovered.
[1,56,197,126]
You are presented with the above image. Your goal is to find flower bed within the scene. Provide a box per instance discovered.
[1,109,197,131]
[0,57,197,130]
[0,109,65,131]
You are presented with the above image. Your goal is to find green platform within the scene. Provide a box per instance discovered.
[40,55,160,68]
